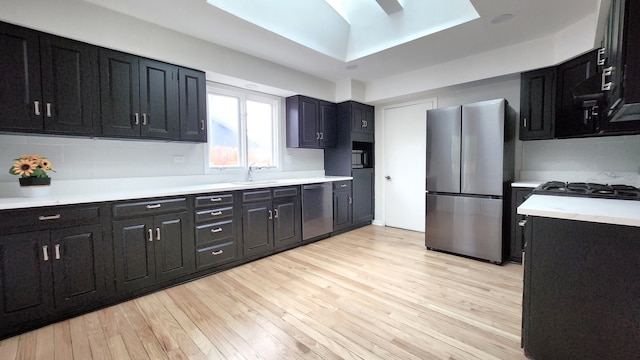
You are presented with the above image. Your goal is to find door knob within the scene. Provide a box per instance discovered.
[385,175,391,180]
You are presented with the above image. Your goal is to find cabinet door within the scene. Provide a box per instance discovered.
[319,100,336,148]
[333,188,352,231]
[139,59,179,140]
[299,97,320,148]
[99,49,141,137]
[113,217,155,293]
[510,188,532,263]
[351,103,374,135]
[40,35,98,135]
[555,50,599,137]
[153,212,193,282]
[0,22,43,131]
[520,68,555,140]
[178,68,207,142]
[50,224,105,312]
[352,168,374,224]
[273,197,301,248]
[0,231,52,326]
[242,200,273,257]
[603,0,625,118]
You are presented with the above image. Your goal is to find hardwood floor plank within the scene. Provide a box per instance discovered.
[0,226,527,360]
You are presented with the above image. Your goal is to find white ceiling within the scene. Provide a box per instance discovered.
[82,0,604,83]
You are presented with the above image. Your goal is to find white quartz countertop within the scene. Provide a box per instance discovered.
[511,181,542,189]
[517,194,640,227]
[0,176,352,210]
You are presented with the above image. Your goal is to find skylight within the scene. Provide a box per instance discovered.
[206,0,479,62]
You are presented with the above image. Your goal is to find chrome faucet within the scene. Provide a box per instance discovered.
[248,163,269,182]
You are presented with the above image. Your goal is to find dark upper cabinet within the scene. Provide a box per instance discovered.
[555,50,601,137]
[178,68,207,142]
[520,68,555,140]
[286,95,336,149]
[350,102,374,137]
[100,49,179,140]
[0,22,97,135]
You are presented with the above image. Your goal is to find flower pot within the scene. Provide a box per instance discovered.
[19,177,51,197]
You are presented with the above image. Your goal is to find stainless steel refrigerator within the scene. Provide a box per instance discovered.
[425,98,514,264]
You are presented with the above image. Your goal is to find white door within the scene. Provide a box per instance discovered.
[383,100,435,232]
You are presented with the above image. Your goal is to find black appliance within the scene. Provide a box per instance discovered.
[533,181,640,200]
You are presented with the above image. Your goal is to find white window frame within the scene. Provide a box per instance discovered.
[204,82,281,174]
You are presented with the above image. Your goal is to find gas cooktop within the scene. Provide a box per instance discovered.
[533,181,640,200]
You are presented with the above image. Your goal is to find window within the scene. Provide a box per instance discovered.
[206,84,279,170]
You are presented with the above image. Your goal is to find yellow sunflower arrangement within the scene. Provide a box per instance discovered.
[9,155,55,178]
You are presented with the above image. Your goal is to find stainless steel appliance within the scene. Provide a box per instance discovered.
[302,183,333,240]
[425,98,514,263]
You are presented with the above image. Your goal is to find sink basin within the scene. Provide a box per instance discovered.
[230,180,280,185]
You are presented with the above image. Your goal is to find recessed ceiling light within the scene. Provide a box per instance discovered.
[491,13,513,24]
[346,64,359,70]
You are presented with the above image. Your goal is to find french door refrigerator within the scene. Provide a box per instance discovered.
[425,98,514,264]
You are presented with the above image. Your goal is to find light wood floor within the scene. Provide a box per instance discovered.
[0,225,526,360]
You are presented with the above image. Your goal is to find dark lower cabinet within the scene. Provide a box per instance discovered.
[523,216,640,359]
[242,187,301,257]
[333,181,353,232]
[111,197,193,294]
[352,168,374,225]
[0,209,107,338]
[510,187,534,263]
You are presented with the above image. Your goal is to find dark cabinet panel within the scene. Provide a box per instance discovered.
[509,188,533,263]
[333,181,352,232]
[193,192,239,271]
[286,95,336,148]
[154,212,192,282]
[520,68,555,140]
[0,231,52,326]
[99,50,141,138]
[273,197,301,248]
[178,68,207,142]
[139,59,179,140]
[352,168,374,224]
[351,102,374,136]
[113,217,155,293]
[242,200,273,257]
[319,100,337,148]
[0,22,42,131]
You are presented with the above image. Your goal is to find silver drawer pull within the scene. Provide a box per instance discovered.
[39,214,61,221]
[211,249,224,256]
[211,211,223,216]
[518,219,527,227]
[146,204,162,209]
[340,184,347,188]
[42,245,49,261]
[210,198,223,202]
[211,228,223,233]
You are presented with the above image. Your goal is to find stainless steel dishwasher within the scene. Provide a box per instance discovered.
[302,183,333,240]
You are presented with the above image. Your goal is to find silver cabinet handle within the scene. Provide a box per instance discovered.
[348,196,352,204]
[34,101,41,116]
[134,112,140,125]
[142,113,148,125]
[597,48,606,65]
[523,118,527,128]
[54,244,61,260]
[268,210,273,220]
[274,209,279,219]
[156,227,161,241]
[602,66,613,91]
[210,198,222,202]
[39,214,61,221]
[148,228,153,242]
[146,204,162,209]
[200,120,205,131]
[340,184,347,188]
[319,132,324,140]
[518,219,527,227]
[42,245,49,261]
[211,250,224,255]
[211,211,223,216]
[211,228,223,233]
[46,103,52,117]
[316,132,320,140]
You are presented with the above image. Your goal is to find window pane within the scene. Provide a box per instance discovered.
[246,100,274,166]
[208,94,240,167]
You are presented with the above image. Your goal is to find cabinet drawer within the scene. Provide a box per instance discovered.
[333,181,351,191]
[112,198,186,218]
[196,241,236,270]
[195,206,233,223]
[196,219,234,246]
[0,204,101,230]
[242,190,272,202]
[195,193,233,208]
[273,186,298,198]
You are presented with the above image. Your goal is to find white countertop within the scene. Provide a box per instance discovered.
[0,176,351,210]
[517,194,640,227]
[511,181,542,189]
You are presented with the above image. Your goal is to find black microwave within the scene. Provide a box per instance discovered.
[352,150,368,168]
